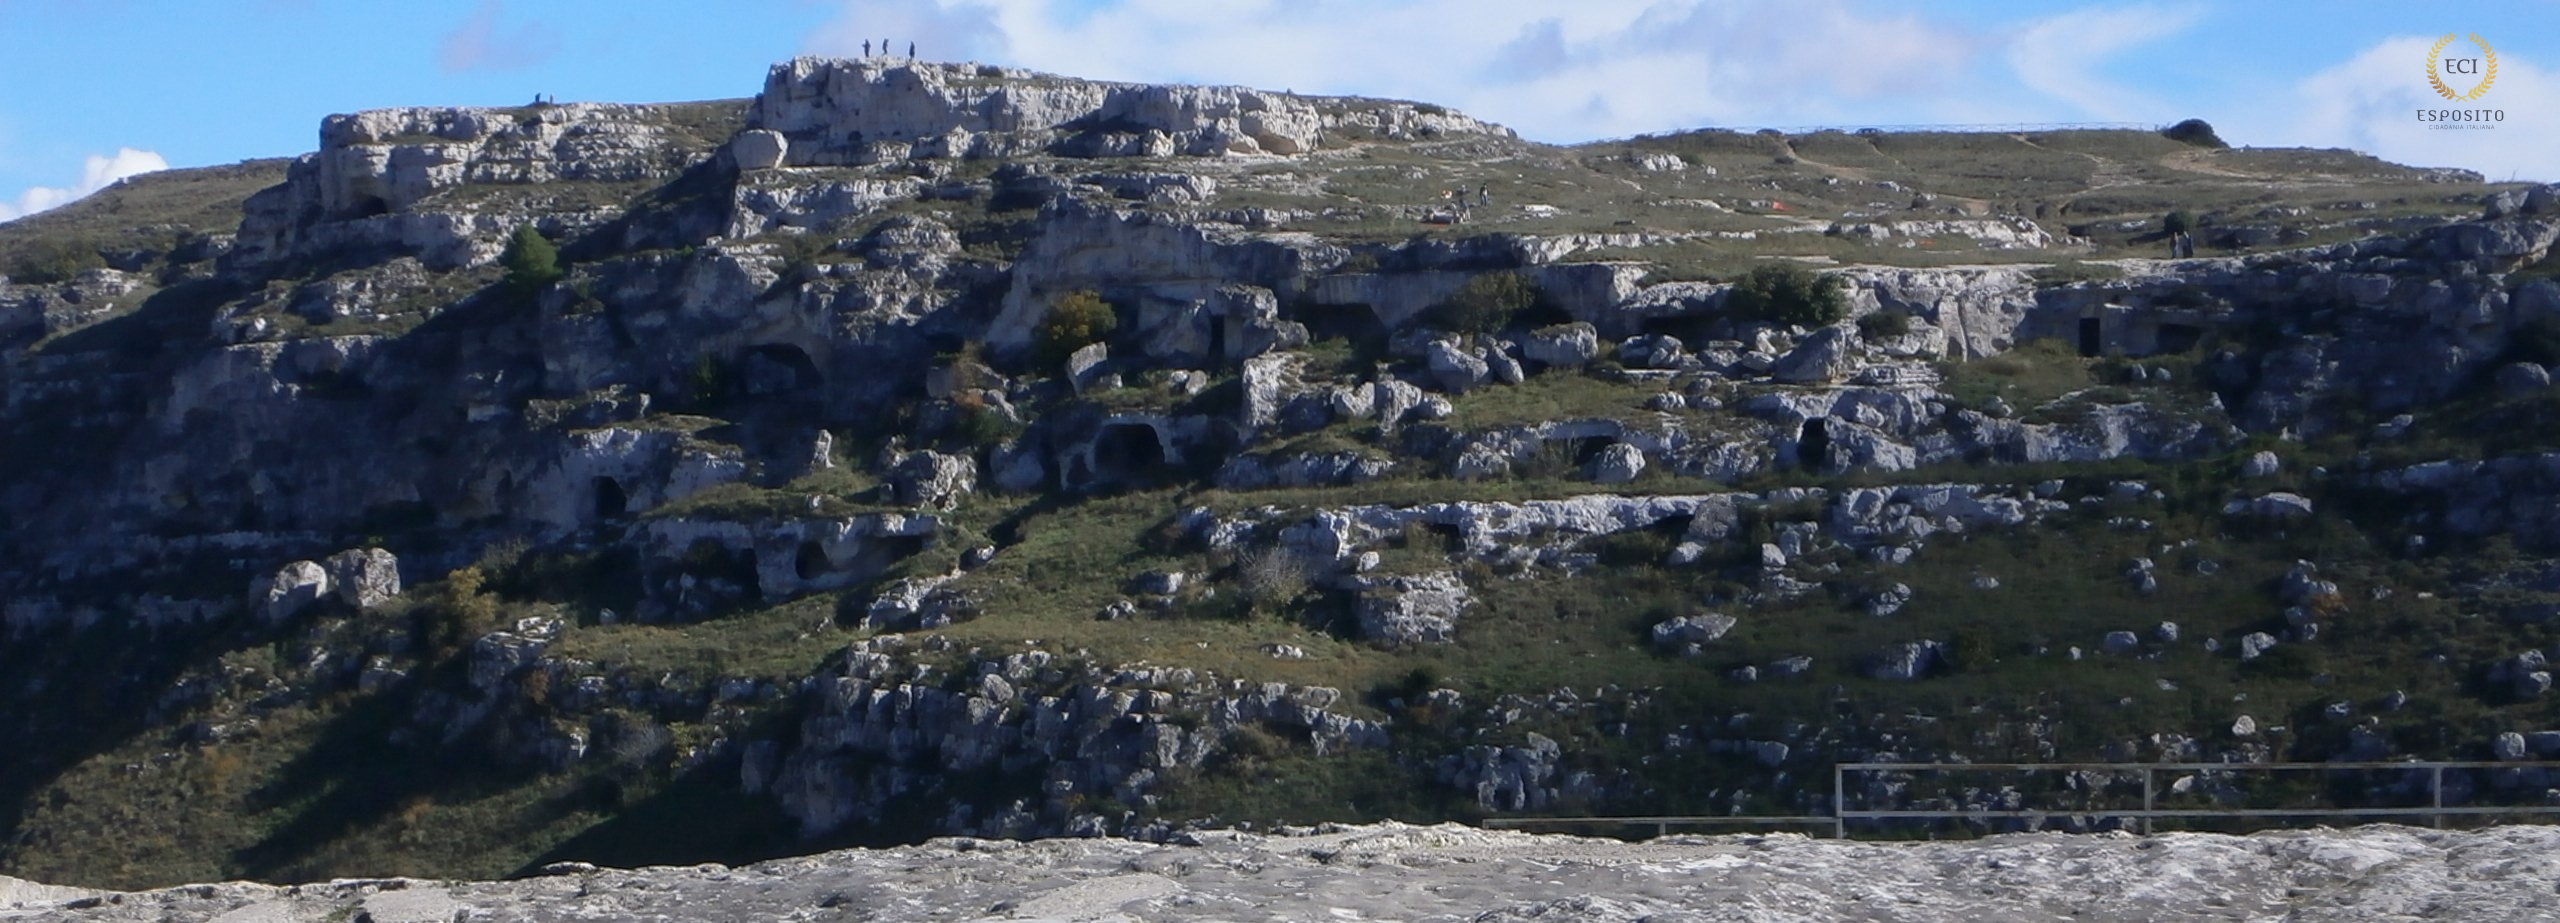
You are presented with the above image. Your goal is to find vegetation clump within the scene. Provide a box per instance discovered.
[5,238,105,285]
[1428,271,1545,335]
[1037,290,1118,369]
[2161,118,2228,149]
[1726,263,1846,327]
[500,224,564,295]
[1856,309,1913,340]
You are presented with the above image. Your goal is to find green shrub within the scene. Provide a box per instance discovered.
[2162,210,2196,236]
[1428,271,1544,335]
[1726,263,1846,327]
[1856,309,1913,340]
[501,224,563,295]
[6,238,105,285]
[2160,118,2228,149]
[1036,290,1117,369]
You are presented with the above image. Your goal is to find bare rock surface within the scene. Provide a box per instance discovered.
[10,823,2560,922]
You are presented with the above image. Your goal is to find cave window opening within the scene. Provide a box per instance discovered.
[1798,418,1831,471]
[1092,423,1167,482]
[794,540,830,581]
[592,477,629,519]
[2078,317,2103,358]
[2157,323,2204,355]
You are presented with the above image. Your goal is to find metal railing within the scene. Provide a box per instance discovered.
[1631,122,2164,138]
[1482,760,2560,839]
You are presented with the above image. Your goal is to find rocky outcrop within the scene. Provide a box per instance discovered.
[752,58,1509,168]
[232,101,730,271]
[771,640,1388,839]
[1354,572,1471,646]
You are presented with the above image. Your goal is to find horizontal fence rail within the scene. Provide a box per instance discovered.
[1482,761,2560,839]
[1639,122,2164,137]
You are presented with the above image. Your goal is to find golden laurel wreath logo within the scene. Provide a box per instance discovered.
[2426,33,2498,101]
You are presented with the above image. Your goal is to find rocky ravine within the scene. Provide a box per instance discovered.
[7,50,2560,886]
[6,822,2558,922]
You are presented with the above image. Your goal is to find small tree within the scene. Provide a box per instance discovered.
[1726,263,1846,327]
[1036,290,1117,369]
[2163,210,2196,236]
[501,224,563,295]
[1428,271,1544,335]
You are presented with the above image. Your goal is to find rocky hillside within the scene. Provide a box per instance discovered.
[7,822,2556,922]
[2,56,2559,888]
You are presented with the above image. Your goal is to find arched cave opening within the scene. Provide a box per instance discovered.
[1798,418,1831,471]
[742,344,824,395]
[1092,423,1167,481]
[794,540,830,581]
[592,476,629,519]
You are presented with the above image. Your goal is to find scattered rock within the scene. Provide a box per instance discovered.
[1586,443,1646,484]
[1357,573,1470,647]
[1866,640,1940,681]
[2242,451,2280,478]
[1863,583,1913,618]
[1649,613,1737,650]
[2238,632,2278,661]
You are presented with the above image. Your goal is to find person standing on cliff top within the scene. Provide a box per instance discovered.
[909,42,917,58]
[862,40,871,56]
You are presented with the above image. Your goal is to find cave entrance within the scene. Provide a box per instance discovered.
[2078,317,2103,358]
[1798,418,1831,471]
[592,477,629,519]
[1092,423,1166,481]
[1303,303,1388,348]
[742,344,823,395]
[351,196,390,218]
[794,540,830,581]
[1207,316,1232,369]
[2156,323,2204,355]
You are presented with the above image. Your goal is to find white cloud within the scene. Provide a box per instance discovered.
[2258,36,2559,182]
[439,0,561,74]
[0,148,168,223]
[2005,4,2203,121]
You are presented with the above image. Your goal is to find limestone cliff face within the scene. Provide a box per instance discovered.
[751,57,1509,167]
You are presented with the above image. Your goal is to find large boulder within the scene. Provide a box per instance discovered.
[731,129,788,170]
[324,547,403,609]
[1770,325,1862,384]
[1425,338,1492,393]
[891,450,978,510]
[1518,323,1601,368]
[257,560,333,623]
[1357,573,1470,647]
[1587,443,1647,484]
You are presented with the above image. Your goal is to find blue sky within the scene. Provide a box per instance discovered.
[1,0,2552,221]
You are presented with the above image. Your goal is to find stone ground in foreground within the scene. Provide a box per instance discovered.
[5,822,2556,922]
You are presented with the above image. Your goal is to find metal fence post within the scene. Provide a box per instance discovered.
[2141,767,2154,835]
[2434,765,2446,829]
[1833,762,1846,839]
